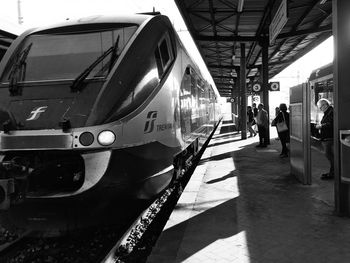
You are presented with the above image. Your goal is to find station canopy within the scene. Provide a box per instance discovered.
[174,0,332,97]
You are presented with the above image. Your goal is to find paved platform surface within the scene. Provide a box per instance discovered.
[147,127,350,263]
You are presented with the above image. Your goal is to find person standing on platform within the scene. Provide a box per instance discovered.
[247,106,257,137]
[316,98,334,180]
[272,103,289,157]
[256,103,269,147]
[252,103,258,132]
[275,107,280,118]
[273,106,281,140]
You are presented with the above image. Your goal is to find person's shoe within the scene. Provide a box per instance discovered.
[256,144,263,148]
[279,153,288,158]
[320,173,334,180]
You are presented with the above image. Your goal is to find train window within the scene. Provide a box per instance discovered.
[159,40,170,66]
[0,24,138,83]
[155,32,174,78]
[155,49,163,76]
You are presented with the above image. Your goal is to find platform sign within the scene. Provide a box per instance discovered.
[269,82,280,91]
[269,0,288,45]
[252,95,260,104]
[252,83,261,92]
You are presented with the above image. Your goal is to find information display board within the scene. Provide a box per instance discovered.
[290,103,302,141]
[289,83,311,184]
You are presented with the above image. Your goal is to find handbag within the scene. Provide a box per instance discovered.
[276,112,288,133]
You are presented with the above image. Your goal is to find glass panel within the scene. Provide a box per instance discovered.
[159,39,170,67]
[1,25,137,83]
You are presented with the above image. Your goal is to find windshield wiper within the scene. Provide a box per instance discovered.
[71,36,120,92]
[108,35,120,72]
[8,43,33,96]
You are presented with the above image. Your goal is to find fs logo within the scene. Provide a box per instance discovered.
[26,106,48,121]
[144,111,157,134]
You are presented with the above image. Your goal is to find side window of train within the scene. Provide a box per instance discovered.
[155,32,174,78]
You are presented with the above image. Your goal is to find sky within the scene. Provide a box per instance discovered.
[0,0,334,108]
[268,35,333,111]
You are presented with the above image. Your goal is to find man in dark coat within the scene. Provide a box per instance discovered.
[316,98,334,180]
[272,103,289,157]
[256,103,269,147]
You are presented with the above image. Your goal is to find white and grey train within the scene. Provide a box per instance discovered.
[0,14,222,229]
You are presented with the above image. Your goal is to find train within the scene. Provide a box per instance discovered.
[309,62,333,138]
[309,62,333,123]
[0,14,222,232]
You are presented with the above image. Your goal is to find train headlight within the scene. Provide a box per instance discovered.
[97,130,116,146]
[79,132,94,146]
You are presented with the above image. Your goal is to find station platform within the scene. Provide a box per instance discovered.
[147,126,350,263]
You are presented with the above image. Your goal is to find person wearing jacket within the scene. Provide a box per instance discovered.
[316,98,334,180]
[247,106,257,137]
[272,103,290,157]
[256,103,269,147]
[252,103,258,132]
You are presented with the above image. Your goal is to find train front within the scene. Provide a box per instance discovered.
[0,17,150,232]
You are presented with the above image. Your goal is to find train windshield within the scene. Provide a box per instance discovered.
[1,25,138,83]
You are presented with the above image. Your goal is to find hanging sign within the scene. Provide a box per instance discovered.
[252,83,261,92]
[269,82,280,91]
[269,0,288,45]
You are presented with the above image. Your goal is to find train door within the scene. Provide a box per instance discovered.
[179,67,192,141]
[289,83,311,184]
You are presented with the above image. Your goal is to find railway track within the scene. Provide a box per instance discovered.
[0,180,183,263]
[0,141,207,263]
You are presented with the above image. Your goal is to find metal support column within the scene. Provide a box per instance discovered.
[236,68,241,131]
[240,43,247,139]
[231,82,237,125]
[333,0,350,216]
[261,38,270,144]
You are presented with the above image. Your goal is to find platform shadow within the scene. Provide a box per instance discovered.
[150,137,348,263]
[205,171,237,184]
[207,137,242,148]
[198,152,233,164]
[150,198,241,262]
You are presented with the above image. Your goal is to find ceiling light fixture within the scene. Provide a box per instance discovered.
[320,0,327,4]
[237,0,244,12]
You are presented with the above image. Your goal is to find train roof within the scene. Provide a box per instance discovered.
[27,14,156,34]
[309,62,333,82]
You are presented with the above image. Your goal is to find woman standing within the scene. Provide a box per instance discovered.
[272,103,290,157]
[247,106,257,137]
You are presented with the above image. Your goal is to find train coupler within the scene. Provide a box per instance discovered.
[0,178,15,210]
[0,159,30,210]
